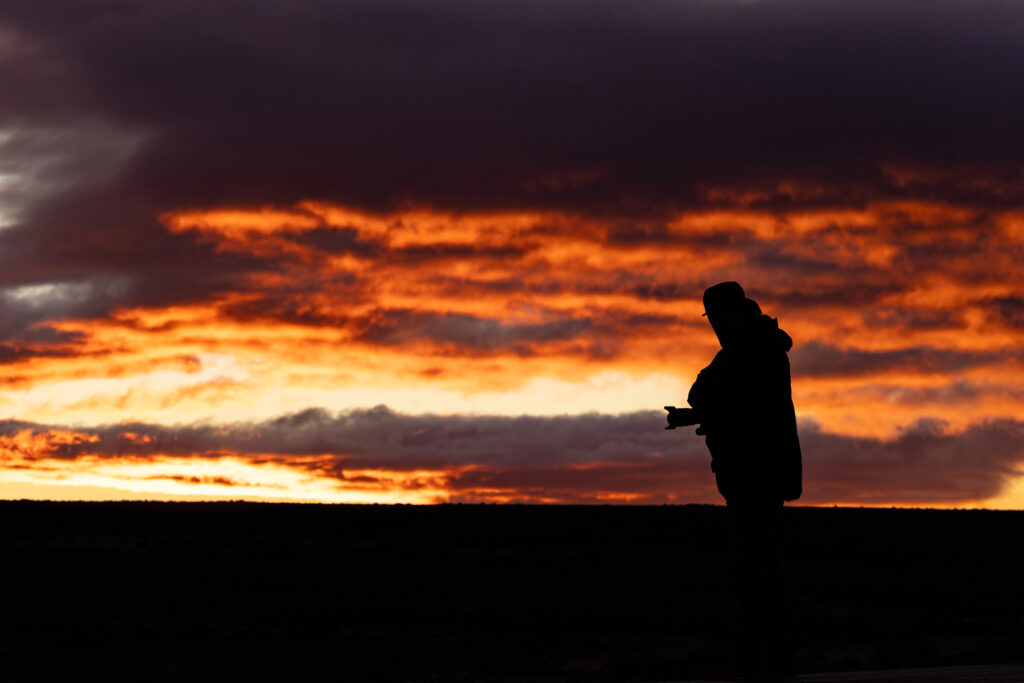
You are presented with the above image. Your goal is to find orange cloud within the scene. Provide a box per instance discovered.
[2,198,1023,505]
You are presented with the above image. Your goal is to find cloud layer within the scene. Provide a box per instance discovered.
[1,1,1022,504]
[2,408,1021,505]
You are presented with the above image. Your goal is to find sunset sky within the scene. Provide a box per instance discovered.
[1,0,1022,506]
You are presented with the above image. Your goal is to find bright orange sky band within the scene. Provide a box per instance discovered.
[2,197,1022,507]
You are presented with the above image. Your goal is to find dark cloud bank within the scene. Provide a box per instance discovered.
[6,0,1024,215]
[3,407,1021,505]
[2,0,1024,354]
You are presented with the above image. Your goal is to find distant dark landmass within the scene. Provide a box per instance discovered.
[0,501,1021,681]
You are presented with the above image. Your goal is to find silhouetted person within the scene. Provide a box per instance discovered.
[665,281,802,679]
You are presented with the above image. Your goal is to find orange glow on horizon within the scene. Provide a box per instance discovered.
[2,199,1022,507]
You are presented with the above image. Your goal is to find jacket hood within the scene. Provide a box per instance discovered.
[748,313,793,352]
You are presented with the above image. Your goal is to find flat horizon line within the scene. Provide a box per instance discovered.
[1,499,1021,512]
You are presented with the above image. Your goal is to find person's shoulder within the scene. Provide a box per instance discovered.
[706,349,728,369]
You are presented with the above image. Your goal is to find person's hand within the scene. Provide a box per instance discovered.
[664,406,698,429]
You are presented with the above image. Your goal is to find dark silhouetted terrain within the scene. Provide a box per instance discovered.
[0,502,1021,681]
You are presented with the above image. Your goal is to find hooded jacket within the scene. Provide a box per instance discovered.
[686,314,802,503]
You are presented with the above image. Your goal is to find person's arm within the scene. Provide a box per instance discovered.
[664,361,718,429]
[683,353,723,434]
[687,351,724,410]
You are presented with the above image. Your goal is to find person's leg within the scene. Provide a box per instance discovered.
[728,497,793,678]
[760,500,795,677]
[727,499,767,677]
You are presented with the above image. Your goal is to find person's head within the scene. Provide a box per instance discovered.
[702,281,758,348]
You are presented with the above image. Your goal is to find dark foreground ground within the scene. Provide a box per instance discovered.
[0,502,1021,681]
